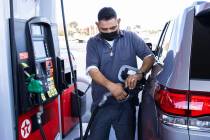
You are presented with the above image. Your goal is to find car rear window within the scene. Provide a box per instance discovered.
[190,11,210,79]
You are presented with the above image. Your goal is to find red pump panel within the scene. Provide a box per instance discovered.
[60,85,79,137]
[18,98,59,140]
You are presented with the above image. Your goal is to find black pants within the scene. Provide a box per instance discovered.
[88,101,136,140]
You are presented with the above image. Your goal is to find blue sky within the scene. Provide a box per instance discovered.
[56,0,209,29]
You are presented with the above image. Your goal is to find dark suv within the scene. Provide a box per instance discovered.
[139,1,210,140]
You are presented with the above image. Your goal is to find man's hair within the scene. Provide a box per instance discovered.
[98,7,117,21]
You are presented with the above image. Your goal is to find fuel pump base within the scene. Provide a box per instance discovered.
[18,99,60,140]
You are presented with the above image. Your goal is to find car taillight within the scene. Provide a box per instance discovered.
[155,87,188,116]
[156,85,210,130]
[190,94,210,117]
[155,85,210,117]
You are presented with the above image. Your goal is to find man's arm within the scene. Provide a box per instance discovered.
[88,68,128,100]
[125,55,155,89]
[86,38,127,100]
[138,55,156,75]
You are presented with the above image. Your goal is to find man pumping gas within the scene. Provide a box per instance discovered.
[86,7,155,140]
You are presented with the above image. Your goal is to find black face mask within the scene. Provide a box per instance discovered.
[100,30,119,41]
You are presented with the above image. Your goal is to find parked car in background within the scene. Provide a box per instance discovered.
[139,1,210,140]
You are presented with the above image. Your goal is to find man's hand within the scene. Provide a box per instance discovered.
[88,68,128,100]
[125,73,143,90]
[125,55,155,90]
[107,83,128,101]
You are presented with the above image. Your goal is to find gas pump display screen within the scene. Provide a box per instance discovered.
[33,41,46,59]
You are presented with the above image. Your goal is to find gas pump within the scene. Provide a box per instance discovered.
[26,17,59,105]
[58,0,88,139]
[10,17,61,140]
[57,52,80,138]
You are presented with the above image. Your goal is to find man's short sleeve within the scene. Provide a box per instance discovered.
[132,32,154,60]
[86,38,100,69]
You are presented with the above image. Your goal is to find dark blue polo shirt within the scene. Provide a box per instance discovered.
[86,30,153,105]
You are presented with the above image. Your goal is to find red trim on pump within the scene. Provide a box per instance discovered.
[18,99,59,140]
[60,85,79,137]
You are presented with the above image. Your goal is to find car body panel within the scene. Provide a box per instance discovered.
[159,123,189,140]
[157,6,194,90]
[138,63,162,140]
[190,80,210,92]
[195,2,210,16]
[139,1,210,140]
[189,130,210,140]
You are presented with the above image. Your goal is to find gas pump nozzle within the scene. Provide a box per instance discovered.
[37,106,44,125]
[81,66,146,140]
[117,65,146,103]
[37,105,47,140]
[21,62,44,94]
[27,75,44,94]
[20,63,47,140]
